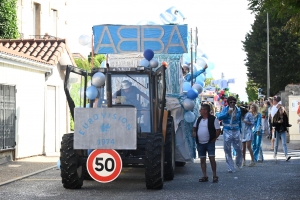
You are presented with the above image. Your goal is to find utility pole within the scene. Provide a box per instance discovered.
[190,28,193,86]
[267,13,270,97]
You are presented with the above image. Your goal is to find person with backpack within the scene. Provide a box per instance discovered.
[216,96,243,172]
[192,103,221,183]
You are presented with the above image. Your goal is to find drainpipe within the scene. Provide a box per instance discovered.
[45,69,53,81]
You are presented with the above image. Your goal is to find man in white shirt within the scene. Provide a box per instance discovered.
[271,96,282,118]
[192,104,221,183]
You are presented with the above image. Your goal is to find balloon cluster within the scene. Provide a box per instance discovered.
[215,88,230,106]
[85,72,106,100]
[139,49,159,68]
[182,83,203,123]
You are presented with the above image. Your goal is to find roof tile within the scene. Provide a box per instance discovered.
[0,39,72,66]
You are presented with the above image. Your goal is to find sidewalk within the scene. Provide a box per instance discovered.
[0,156,58,186]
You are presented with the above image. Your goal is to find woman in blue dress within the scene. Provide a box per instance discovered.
[240,106,255,167]
[251,104,263,162]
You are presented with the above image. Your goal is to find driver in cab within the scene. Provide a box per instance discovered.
[113,80,149,109]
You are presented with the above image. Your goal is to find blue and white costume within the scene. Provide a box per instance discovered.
[183,68,206,82]
[217,105,243,172]
[241,112,254,142]
[252,113,263,162]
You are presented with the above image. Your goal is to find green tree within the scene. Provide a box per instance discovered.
[242,11,300,96]
[0,0,19,39]
[246,80,259,102]
[248,0,300,35]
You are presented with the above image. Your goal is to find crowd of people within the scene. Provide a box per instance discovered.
[192,95,292,183]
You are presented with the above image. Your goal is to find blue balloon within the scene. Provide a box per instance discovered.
[143,49,154,61]
[184,111,195,123]
[208,62,215,70]
[196,74,205,83]
[196,80,205,87]
[183,82,192,92]
[140,58,150,67]
[187,89,199,100]
[86,85,98,100]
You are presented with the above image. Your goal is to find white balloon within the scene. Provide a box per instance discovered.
[79,34,90,46]
[196,57,208,69]
[192,84,203,94]
[149,59,159,68]
[182,98,195,111]
[92,72,106,88]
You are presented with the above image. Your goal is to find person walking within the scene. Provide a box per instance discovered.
[192,103,221,183]
[240,106,255,167]
[272,106,291,161]
[216,96,243,172]
[251,103,263,162]
[267,98,275,150]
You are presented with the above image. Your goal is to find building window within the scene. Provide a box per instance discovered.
[33,3,41,38]
[51,9,57,37]
[0,85,16,150]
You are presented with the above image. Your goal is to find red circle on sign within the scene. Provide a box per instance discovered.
[87,149,122,183]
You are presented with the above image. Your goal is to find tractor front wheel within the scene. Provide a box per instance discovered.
[60,133,84,189]
[145,133,164,189]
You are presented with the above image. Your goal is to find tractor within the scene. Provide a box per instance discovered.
[60,63,176,189]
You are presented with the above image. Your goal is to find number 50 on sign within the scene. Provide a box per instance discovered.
[87,149,122,183]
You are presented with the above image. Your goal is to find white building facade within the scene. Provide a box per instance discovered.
[0,0,75,163]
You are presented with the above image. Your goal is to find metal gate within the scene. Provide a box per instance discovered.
[0,85,16,149]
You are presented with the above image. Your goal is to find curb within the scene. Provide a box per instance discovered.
[0,165,56,187]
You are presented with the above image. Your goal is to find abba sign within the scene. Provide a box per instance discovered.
[92,25,188,54]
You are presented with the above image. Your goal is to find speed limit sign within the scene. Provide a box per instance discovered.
[87,149,122,183]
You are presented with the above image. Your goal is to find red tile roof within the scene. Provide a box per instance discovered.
[0,39,75,66]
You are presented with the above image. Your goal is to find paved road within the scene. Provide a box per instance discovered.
[0,136,300,200]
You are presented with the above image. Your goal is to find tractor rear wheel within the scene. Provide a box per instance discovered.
[164,117,175,180]
[145,133,164,189]
[60,133,84,189]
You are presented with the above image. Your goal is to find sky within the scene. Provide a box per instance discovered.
[67,0,255,101]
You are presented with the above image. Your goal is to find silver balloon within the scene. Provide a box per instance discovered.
[192,84,203,94]
[78,34,90,46]
[149,59,159,68]
[182,98,195,111]
[92,72,106,88]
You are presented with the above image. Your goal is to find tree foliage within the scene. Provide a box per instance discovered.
[0,0,19,39]
[248,0,300,35]
[243,11,300,98]
[246,80,259,102]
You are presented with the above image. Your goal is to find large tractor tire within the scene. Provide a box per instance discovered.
[145,133,164,189]
[164,117,175,180]
[60,133,84,189]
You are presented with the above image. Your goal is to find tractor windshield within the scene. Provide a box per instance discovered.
[111,74,150,132]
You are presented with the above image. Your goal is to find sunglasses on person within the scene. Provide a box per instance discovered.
[229,101,236,104]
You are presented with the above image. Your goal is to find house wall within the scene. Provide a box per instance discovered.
[0,61,68,158]
[17,0,69,38]
[46,64,67,154]
[0,63,45,158]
